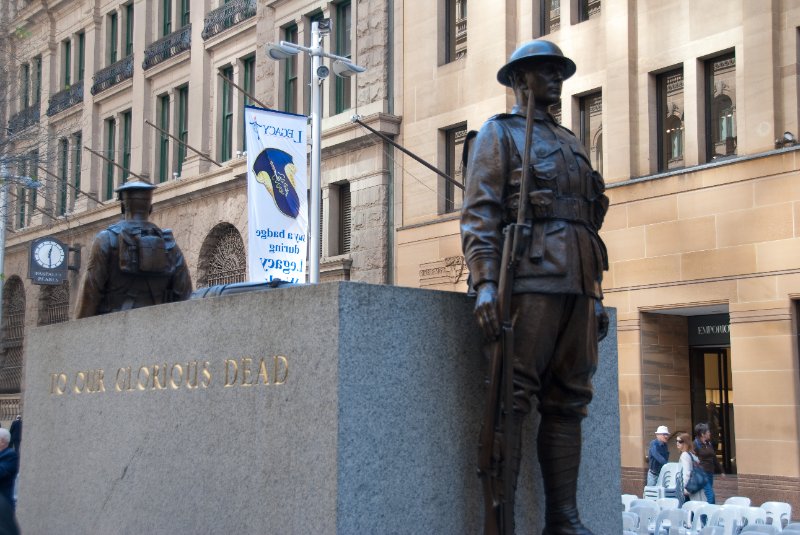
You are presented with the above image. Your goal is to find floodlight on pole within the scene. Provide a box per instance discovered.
[265,19,366,284]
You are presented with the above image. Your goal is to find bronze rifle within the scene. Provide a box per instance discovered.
[477,89,537,535]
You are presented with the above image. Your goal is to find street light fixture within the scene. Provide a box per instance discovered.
[266,19,366,283]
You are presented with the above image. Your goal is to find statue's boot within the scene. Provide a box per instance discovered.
[538,417,594,535]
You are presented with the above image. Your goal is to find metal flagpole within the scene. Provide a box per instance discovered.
[309,21,322,283]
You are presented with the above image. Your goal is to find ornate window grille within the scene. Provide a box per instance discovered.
[201,0,257,41]
[202,227,247,287]
[91,55,134,95]
[47,80,84,116]
[143,24,191,70]
[39,281,69,326]
[0,279,25,395]
[0,399,20,422]
[8,105,40,134]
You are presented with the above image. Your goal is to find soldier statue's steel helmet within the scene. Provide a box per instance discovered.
[496,40,577,87]
[115,180,156,200]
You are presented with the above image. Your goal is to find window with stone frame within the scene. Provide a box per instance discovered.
[158,94,170,181]
[108,11,118,65]
[38,281,70,326]
[657,68,685,171]
[334,1,353,114]
[198,224,247,287]
[445,0,467,63]
[706,52,736,161]
[578,0,600,22]
[541,0,560,35]
[104,117,116,200]
[443,123,467,213]
[58,138,69,216]
[122,109,132,182]
[0,277,26,395]
[337,182,351,255]
[579,91,603,176]
[220,66,234,162]
[62,39,71,90]
[283,24,299,114]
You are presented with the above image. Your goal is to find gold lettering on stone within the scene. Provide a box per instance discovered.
[257,358,270,385]
[50,373,68,395]
[136,366,150,391]
[240,357,253,386]
[115,367,128,392]
[152,364,167,390]
[200,361,212,388]
[274,356,289,385]
[169,364,184,389]
[73,371,87,394]
[224,359,238,387]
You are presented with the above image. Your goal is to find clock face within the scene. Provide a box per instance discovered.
[34,240,66,269]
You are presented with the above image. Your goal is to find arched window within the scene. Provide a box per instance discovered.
[0,277,26,397]
[38,280,70,326]
[197,223,246,287]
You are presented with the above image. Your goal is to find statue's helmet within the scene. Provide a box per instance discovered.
[115,180,156,201]
[497,40,576,87]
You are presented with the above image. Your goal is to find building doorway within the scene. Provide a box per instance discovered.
[689,346,736,474]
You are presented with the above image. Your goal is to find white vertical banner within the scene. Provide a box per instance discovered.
[245,106,308,283]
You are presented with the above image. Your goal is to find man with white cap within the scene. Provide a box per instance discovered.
[647,425,671,486]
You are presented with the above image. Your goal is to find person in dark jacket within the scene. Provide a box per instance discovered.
[647,425,671,486]
[694,422,724,503]
[0,429,18,507]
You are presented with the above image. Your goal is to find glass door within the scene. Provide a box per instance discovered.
[689,347,736,474]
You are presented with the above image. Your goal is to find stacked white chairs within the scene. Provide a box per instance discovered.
[787,523,800,531]
[624,531,638,535]
[631,503,659,535]
[654,507,687,535]
[622,510,639,531]
[631,498,660,512]
[691,504,722,534]
[741,525,781,534]
[762,502,792,530]
[708,507,742,535]
[725,497,752,508]
[742,507,768,528]
[622,494,639,512]
[700,526,725,535]
[645,462,682,500]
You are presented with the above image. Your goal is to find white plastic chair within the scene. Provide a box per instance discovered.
[622,511,639,531]
[622,493,639,512]
[741,525,780,534]
[762,501,793,529]
[781,530,800,535]
[720,504,747,529]
[743,507,768,528]
[631,504,659,535]
[709,507,741,535]
[725,496,752,508]
[631,498,660,513]
[654,507,687,535]
[657,497,681,511]
[623,531,638,535]
[683,500,708,526]
[700,526,725,535]
[691,504,722,533]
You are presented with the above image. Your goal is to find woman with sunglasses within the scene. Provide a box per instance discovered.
[677,432,707,502]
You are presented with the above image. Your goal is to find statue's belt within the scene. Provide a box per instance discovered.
[523,191,599,262]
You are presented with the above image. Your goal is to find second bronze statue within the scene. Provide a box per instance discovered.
[461,40,609,535]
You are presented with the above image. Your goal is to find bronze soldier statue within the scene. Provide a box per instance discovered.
[461,40,609,535]
[76,181,192,318]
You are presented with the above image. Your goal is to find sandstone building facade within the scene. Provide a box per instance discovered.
[395,0,800,506]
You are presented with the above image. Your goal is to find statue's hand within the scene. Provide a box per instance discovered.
[474,282,500,340]
[595,299,609,341]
